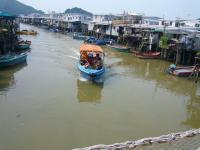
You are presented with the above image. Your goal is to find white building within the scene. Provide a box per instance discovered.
[142,17,162,26]
[88,15,116,32]
[63,13,91,22]
[179,20,200,28]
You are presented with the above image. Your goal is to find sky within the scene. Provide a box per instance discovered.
[18,0,200,19]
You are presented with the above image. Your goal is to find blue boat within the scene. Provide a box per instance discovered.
[16,43,30,50]
[78,44,105,79]
[73,32,88,40]
[85,36,97,44]
[78,63,105,77]
[0,53,28,68]
[95,39,107,45]
[106,44,131,52]
[85,37,115,46]
[96,38,115,45]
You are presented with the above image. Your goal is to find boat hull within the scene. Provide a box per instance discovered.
[16,43,30,50]
[0,53,28,68]
[166,65,195,77]
[106,44,131,52]
[135,52,161,59]
[78,63,105,80]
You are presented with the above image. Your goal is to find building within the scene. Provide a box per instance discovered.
[0,11,19,55]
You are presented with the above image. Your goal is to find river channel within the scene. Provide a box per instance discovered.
[0,24,199,150]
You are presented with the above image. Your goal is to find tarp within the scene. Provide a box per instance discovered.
[0,11,16,18]
[80,44,103,53]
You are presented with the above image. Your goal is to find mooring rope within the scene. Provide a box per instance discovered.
[73,129,200,150]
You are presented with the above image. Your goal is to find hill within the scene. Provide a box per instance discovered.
[0,0,43,15]
[65,7,92,16]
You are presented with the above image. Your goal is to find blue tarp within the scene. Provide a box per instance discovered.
[0,11,16,18]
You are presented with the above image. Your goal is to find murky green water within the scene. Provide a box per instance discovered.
[0,24,200,150]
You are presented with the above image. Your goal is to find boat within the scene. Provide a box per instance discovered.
[106,44,131,52]
[85,36,97,44]
[134,52,161,59]
[166,64,198,77]
[17,29,37,35]
[50,28,59,32]
[78,44,105,79]
[16,41,31,50]
[0,53,28,68]
[73,32,88,40]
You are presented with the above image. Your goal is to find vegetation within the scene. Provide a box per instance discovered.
[0,0,43,15]
[65,7,92,16]
[196,51,200,57]
[159,35,169,49]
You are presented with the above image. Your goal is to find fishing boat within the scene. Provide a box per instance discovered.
[16,41,31,50]
[106,44,131,52]
[134,52,161,59]
[78,44,105,79]
[166,64,198,77]
[73,32,88,40]
[17,29,37,35]
[85,36,97,44]
[0,53,28,68]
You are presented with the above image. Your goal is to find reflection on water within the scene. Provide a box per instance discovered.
[77,79,103,103]
[0,63,27,94]
[0,24,199,150]
[183,84,200,128]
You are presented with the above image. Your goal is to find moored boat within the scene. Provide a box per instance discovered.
[166,64,198,77]
[78,44,105,80]
[73,32,88,40]
[106,44,131,52]
[134,52,161,59]
[17,29,37,35]
[16,42,30,50]
[0,53,28,68]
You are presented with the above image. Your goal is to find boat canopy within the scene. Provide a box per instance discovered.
[80,44,103,53]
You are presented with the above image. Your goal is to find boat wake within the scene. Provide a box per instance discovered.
[78,76,89,82]
[67,55,79,60]
[70,48,80,56]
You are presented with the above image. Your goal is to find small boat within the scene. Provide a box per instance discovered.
[18,40,31,45]
[50,28,59,32]
[135,52,161,59]
[0,53,28,68]
[73,33,88,40]
[166,64,198,77]
[17,29,37,35]
[16,42,30,50]
[95,39,107,45]
[85,36,97,44]
[106,44,131,52]
[78,44,105,79]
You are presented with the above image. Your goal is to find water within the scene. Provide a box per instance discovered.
[0,24,199,150]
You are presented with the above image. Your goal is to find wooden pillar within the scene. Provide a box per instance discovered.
[175,44,181,65]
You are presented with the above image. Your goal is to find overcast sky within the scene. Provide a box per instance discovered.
[18,0,200,19]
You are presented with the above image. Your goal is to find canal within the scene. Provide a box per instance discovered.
[0,24,199,150]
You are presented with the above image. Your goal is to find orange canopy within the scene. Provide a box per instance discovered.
[80,44,103,53]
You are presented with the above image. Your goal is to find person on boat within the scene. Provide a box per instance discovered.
[87,53,94,66]
[80,52,89,67]
[110,40,113,45]
[93,53,102,69]
[192,64,200,73]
